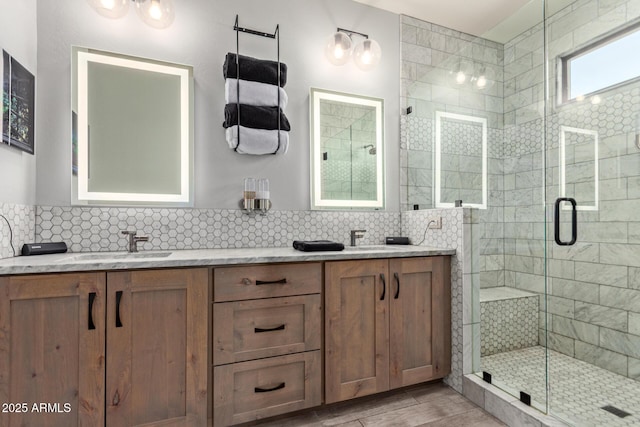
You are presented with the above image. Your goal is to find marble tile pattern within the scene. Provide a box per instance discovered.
[36,206,401,253]
[400,15,505,213]
[407,0,640,395]
[502,0,640,384]
[0,203,35,260]
[402,207,467,393]
[480,290,539,356]
[481,346,640,427]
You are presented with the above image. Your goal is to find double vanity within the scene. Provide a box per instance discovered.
[0,245,453,426]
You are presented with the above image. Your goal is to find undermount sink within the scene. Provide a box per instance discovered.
[343,245,405,251]
[65,251,173,261]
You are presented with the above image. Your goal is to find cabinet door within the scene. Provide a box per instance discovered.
[325,260,389,404]
[106,268,208,427]
[0,273,106,427]
[389,257,451,389]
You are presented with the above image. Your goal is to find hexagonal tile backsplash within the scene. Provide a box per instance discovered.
[35,206,402,253]
[0,203,35,259]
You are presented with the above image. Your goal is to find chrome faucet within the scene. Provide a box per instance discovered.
[121,230,149,253]
[350,229,366,246]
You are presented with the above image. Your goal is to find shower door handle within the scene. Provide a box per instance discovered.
[554,197,577,246]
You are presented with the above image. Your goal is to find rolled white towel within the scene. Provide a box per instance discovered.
[225,78,288,109]
[226,125,289,155]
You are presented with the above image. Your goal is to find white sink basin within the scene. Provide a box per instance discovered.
[65,251,173,261]
[343,245,406,251]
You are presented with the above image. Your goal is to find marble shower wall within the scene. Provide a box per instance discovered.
[399,15,506,294]
[503,0,640,380]
[402,0,640,383]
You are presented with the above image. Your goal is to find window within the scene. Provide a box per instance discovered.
[560,22,640,103]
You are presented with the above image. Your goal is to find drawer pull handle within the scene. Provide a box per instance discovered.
[88,292,96,330]
[394,272,400,299]
[115,291,123,328]
[255,278,287,286]
[254,382,285,393]
[380,273,386,300]
[255,324,286,333]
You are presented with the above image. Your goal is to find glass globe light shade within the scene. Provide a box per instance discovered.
[353,39,381,71]
[449,60,473,86]
[87,0,129,19]
[475,66,496,90]
[135,0,175,29]
[325,32,353,66]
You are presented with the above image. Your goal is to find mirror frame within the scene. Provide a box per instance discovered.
[559,125,599,211]
[72,47,194,206]
[310,88,384,209]
[435,111,487,209]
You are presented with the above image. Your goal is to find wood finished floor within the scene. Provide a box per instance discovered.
[236,381,506,427]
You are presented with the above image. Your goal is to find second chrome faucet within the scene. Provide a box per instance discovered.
[121,230,149,253]
[350,229,366,246]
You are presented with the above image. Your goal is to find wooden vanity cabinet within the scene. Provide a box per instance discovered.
[324,256,451,404]
[0,268,208,427]
[0,273,106,427]
[212,263,322,427]
[106,269,208,427]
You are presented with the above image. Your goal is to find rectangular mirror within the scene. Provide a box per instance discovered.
[559,126,599,211]
[310,88,384,209]
[435,111,487,209]
[72,47,194,205]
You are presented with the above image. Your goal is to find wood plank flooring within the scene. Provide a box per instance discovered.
[233,381,506,427]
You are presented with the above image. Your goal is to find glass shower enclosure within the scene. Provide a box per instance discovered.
[401,0,640,424]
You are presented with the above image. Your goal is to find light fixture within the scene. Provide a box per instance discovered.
[87,0,175,29]
[353,39,382,71]
[473,66,495,90]
[325,28,381,71]
[449,60,473,86]
[449,61,497,91]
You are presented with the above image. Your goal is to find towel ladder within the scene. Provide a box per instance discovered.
[233,15,282,154]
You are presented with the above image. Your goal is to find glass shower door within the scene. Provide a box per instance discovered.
[545,0,640,424]
[473,0,550,414]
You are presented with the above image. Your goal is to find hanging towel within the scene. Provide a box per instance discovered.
[225,78,288,109]
[223,53,287,87]
[223,104,291,131]
[225,125,289,155]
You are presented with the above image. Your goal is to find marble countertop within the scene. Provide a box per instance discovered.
[0,245,456,275]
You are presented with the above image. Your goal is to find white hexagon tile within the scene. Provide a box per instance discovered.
[0,203,36,260]
[35,206,402,253]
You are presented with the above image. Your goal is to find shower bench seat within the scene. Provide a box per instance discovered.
[480,287,539,356]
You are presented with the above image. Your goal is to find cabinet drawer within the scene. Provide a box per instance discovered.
[214,295,321,365]
[213,263,322,302]
[213,351,322,426]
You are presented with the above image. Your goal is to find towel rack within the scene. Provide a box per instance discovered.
[233,15,282,154]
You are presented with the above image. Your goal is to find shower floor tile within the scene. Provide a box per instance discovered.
[481,346,640,426]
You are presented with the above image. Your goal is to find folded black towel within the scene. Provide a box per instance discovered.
[224,53,287,87]
[223,104,291,131]
[293,240,345,252]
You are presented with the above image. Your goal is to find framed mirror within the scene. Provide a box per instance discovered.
[71,47,194,205]
[435,111,487,209]
[310,88,384,209]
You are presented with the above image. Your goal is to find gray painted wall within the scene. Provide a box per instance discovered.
[0,0,37,205]
[35,0,400,211]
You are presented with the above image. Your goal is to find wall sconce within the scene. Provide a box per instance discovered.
[87,0,175,29]
[325,28,381,71]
